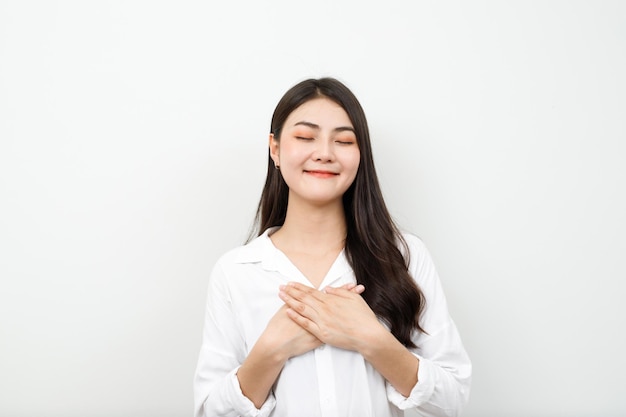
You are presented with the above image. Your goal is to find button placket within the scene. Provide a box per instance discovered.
[315,345,338,417]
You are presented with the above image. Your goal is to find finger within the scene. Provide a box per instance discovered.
[279,289,318,320]
[281,283,326,303]
[285,308,321,337]
[329,283,365,294]
[324,284,365,297]
[338,283,357,291]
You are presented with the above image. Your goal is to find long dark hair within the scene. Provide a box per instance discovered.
[251,77,426,347]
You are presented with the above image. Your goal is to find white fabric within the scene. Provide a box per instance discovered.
[194,229,471,417]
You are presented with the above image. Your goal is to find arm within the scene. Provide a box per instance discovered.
[357,324,420,397]
[239,282,366,407]
[393,235,471,415]
[194,262,264,417]
[278,236,471,416]
[195,262,297,417]
[194,269,317,416]
[194,265,366,417]
[279,283,418,396]
[236,304,321,408]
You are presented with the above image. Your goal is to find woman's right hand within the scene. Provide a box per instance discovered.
[262,304,323,361]
[260,282,365,361]
[237,282,365,408]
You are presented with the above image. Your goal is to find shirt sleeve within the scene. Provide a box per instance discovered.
[194,260,277,417]
[385,235,472,417]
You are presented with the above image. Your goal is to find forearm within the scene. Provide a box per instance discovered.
[359,325,419,397]
[236,341,287,409]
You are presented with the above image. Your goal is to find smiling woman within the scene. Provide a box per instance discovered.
[269,97,361,211]
[193,78,471,417]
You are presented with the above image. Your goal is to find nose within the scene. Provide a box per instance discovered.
[312,138,334,162]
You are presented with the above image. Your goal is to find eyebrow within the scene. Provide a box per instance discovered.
[294,121,355,134]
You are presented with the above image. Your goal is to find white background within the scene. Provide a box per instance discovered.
[1,1,625,416]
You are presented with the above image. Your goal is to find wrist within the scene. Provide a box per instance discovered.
[356,321,390,358]
[256,334,290,365]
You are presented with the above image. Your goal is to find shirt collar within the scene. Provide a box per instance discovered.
[235,227,353,288]
[231,227,277,266]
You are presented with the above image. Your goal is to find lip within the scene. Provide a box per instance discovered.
[304,170,338,178]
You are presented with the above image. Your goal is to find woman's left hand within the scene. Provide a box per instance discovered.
[278,282,385,353]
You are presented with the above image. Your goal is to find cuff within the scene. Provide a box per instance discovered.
[386,353,436,410]
[227,367,277,417]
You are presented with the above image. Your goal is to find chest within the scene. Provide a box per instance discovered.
[280,248,343,289]
[229,261,355,350]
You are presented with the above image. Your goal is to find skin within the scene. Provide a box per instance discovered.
[270,97,361,211]
[236,98,419,408]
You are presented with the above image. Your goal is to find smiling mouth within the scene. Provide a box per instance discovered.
[304,170,338,178]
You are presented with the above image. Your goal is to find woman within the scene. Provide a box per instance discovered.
[194,78,471,417]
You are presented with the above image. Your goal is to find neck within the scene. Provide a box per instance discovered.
[273,195,347,252]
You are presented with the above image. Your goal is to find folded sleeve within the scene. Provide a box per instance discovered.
[386,235,472,417]
[194,260,277,417]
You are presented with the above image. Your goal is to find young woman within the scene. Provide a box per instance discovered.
[194,78,471,417]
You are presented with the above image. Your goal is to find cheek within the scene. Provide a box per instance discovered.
[281,151,305,168]
[346,151,361,174]
[280,142,307,161]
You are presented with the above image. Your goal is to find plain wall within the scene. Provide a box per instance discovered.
[1,1,625,416]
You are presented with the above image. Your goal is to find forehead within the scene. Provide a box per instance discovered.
[284,98,353,128]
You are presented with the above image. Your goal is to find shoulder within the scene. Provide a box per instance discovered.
[398,231,439,283]
[214,233,268,269]
[398,231,429,261]
[399,231,426,250]
[207,233,270,296]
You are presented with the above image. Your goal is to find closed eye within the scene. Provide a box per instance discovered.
[296,136,314,141]
[335,140,355,145]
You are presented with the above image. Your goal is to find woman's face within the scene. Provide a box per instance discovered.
[270,97,360,208]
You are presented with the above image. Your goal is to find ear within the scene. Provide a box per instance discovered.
[269,133,280,167]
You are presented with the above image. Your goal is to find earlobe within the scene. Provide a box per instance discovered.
[269,133,280,168]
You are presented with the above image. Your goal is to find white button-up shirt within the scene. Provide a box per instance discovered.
[194,229,471,417]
